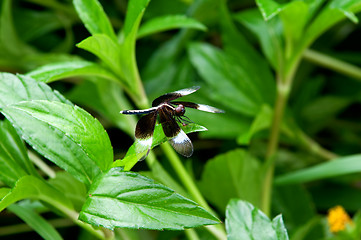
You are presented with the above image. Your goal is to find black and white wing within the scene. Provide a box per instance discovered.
[171,101,224,113]
[152,86,200,107]
[158,106,193,157]
[134,111,157,160]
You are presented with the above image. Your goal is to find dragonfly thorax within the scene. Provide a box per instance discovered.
[175,104,185,116]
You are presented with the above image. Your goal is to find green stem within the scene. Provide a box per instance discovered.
[59,206,110,239]
[0,218,74,236]
[303,49,361,81]
[261,80,289,216]
[185,229,200,240]
[28,151,56,178]
[160,142,227,240]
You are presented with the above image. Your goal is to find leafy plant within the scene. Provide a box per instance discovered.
[1,0,361,239]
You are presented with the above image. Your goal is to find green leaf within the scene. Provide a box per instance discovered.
[301,1,361,52]
[275,154,361,185]
[237,105,272,145]
[0,0,35,57]
[225,199,289,240]
[0,120,39,187]
[1,100,113,186]
[255,0,284,20]
[198,149,263,213]
[137,15,206,39]
[273,185,315,234]
[73,0,117,40]
[26,60,119,83]
[220,3,275,106]
[188,42,266,116]
[7,204,63,240]
[79,168,220,230]
[115,123,207,170]
[67,79,137,136]
[121,0,150,40]
[77,34,123,79]
[0,175,73,212]
[233,9,283,70]
[0,73,71,108]
[48,172,87,211]
[113,0,151,99]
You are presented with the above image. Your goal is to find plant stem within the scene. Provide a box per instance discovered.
[185,229,200,240]
[261,79,289,216]
[160,142,227,240]
[303,49,361,81]
[28,150,56,178]
[0,218,74,236]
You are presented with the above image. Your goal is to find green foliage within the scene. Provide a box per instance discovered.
[225,199,289,240]
[79,168,219,230]
[1,0,361,239]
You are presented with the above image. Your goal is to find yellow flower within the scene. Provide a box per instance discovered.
[327,205,353,233]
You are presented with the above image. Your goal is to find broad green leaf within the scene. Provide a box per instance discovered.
[1,100,113,186]
[0,175,73,212]
[114,123,207,170]
[7,204,63,240]
[26,60,119,83]
[188,42,265,116]
[137,15,206,39]
[67,79,137,137]
[198,149,263,213]
[275,154,361,185]
[0,188,10,199]
[77,34,123,79]
[220,2,275,106]
[73,0,117,40]
[0,73,71,108]
[0,120,38,187]
[226,199,289,240]
[234,9,283,70]
[48,172,87,211]
[79,168,220,230]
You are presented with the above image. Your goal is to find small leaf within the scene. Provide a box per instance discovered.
[7,204,63,240]
[73,0,117,40]
[137,15,206,39]
[255,0,284,20]
[117,123,207,170]
[0,73,71,108]
[77,34,123,79]
[198,149,263,213]
[79,168,220,230]
[225,199,289,240]
[0,175,73,212]
[121,0,151,39]
[26,60,119,83]
[0,120,39,187]
[1,100,113,186]
[275,154,361,185]
[237,105,272,145]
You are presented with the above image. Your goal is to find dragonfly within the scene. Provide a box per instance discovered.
[120,86,224,159]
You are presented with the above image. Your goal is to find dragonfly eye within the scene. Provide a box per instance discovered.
[175,104,185,116]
